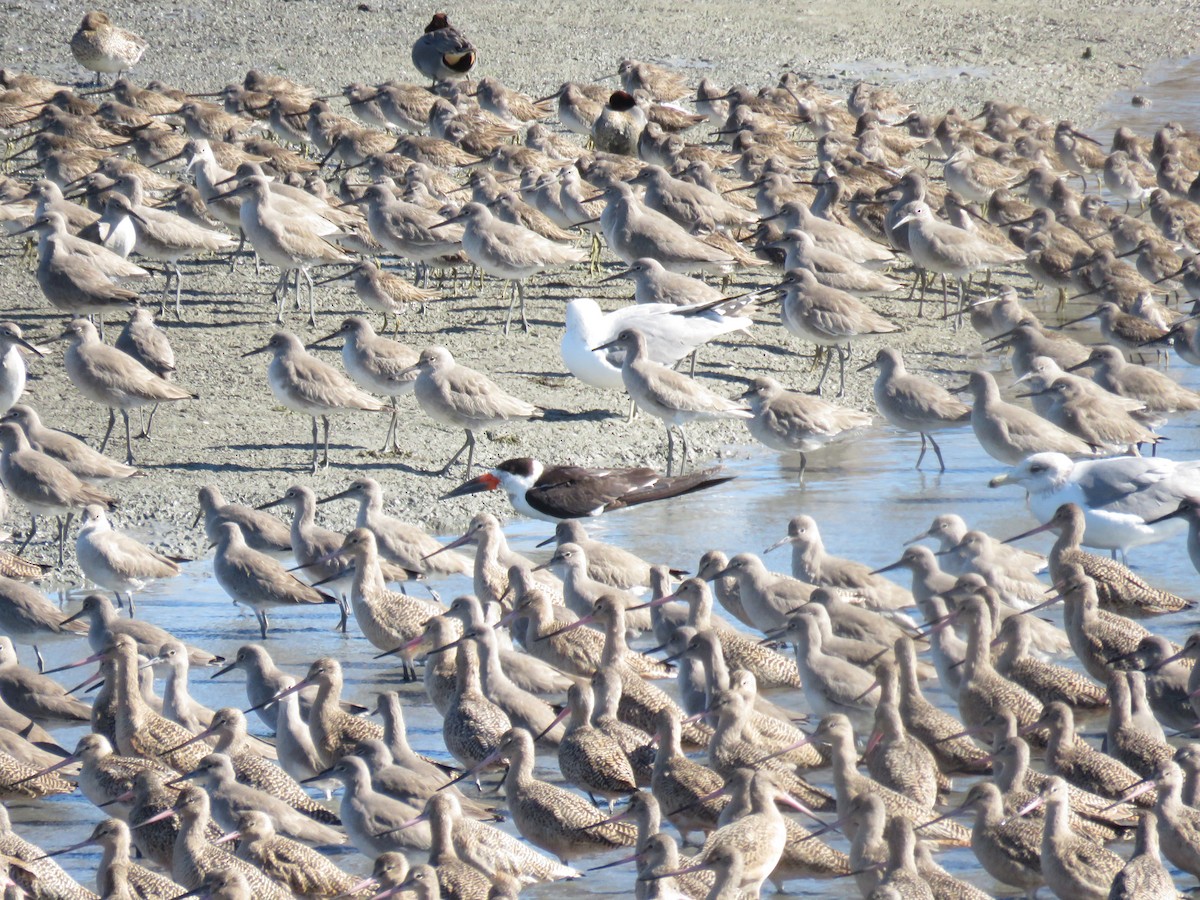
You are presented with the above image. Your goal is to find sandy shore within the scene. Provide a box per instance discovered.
[0,0,1196,567]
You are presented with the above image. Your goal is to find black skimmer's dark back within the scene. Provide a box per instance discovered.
[441,457,735,521]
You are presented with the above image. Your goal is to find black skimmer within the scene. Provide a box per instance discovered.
[441,457,735,521]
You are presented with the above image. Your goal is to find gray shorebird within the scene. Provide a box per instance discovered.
[597,328,750,475]
[211,521,337,639]
[404,345,544,478]
[60,317,197,465]
[243,330,385,473]
[0,421,117,568]
[75,505,181,614]
[863,347,970,471]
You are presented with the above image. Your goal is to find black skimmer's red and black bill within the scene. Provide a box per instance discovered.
[440,457,735,521]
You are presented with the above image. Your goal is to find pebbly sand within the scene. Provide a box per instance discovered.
[0,0,1197,567]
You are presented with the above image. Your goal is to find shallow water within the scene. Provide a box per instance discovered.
[11,54,1200,900]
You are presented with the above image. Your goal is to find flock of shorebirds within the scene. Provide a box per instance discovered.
[3,5,1200,900]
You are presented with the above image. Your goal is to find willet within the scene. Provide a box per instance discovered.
[601,257,725,307]
[863,347,970,471]
[990,452,1200,557]
[274,656,382,767]
[964,369,1094,463]
[597,328,750,475]
[0,637,89,725]
[0,421,117,568]
[596,182,736,274]
[211,521,337,639]
[70,11,148,84]
[60,317,196,465]
[405,345,544,478]
[195,484,292,557]
[1076,343,1200,413]
[437,201,585,334]
[766,514,913,609]
[149,638,216,733]
[787,611,880,731]
[63,592,219,670]
[1106,671,1174,779]
[305,757,422,857]
[308,315,417,453]
[74,505,180,615]
[773,267,901,397]
[219,175,351,323]
[243,330,384,473]
[19,212,141,322]
[1020,377,1160,456]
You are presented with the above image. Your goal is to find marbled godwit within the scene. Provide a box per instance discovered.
[57,731,171,814]
[1,405,136,485]
[318,527,444,670]
[211,521,337,639]
[845,790,888,895]
[885,644,982,777]
[952,782,1044,897]
[810,714,970,844]
[544,680,637,807]
[871,816,935,900]
[1006,502,1193,617]
[266,656,381,767]
[993,615,1108,712]
[705,689,832,810]
[194,485,291,558]
[437,639,511,773]
[43,818,184,899]
[954,594,1043,740]
[1109,811,1176,900]
[863,346,970,471]
[539,596,710,747]
[1016,777,1124,900]
[765,515,912,610]
[452,728,636,862]
[652,710,724,844]
[137,785,292,897]
[864,661,944,807]
[0,636,90,725]
[1027,562,1154,682]
[242,331,383,472]
[0,804,97,899]
[590,668,656,787]
[70,11,147,84]
[0,746,73,800]
[1034,701,1150,806]
[1106,671,1175,780]
[318,476,471,581]
[228,810,359,898]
